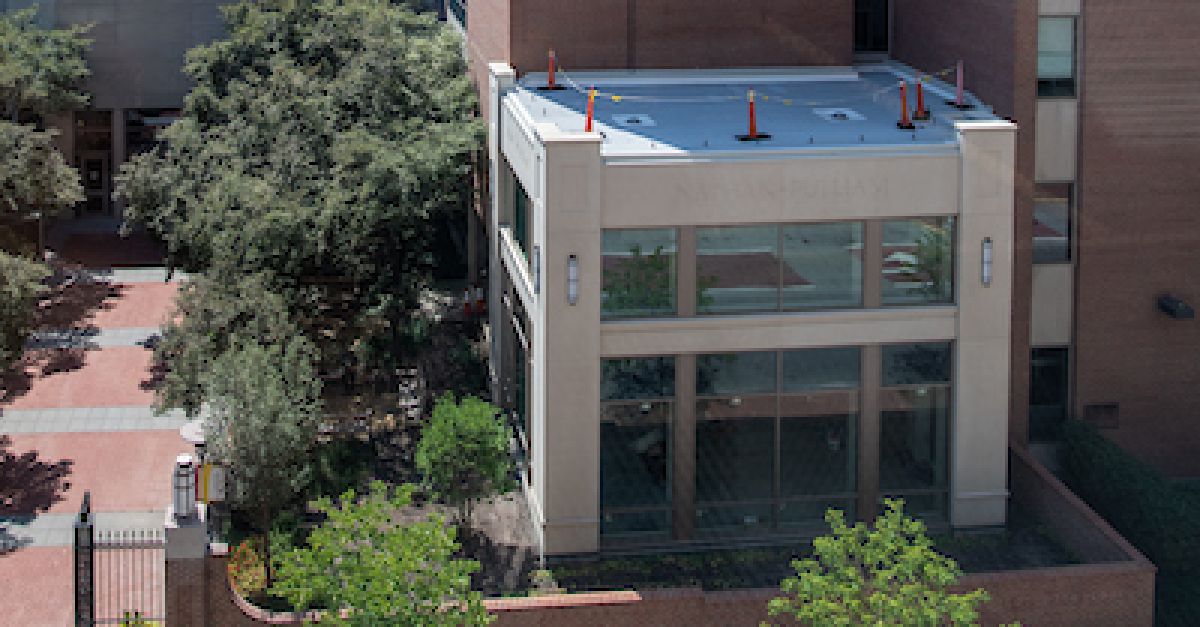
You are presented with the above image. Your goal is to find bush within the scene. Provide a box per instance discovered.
[227,539,267,597]
[1059,420,1200,575]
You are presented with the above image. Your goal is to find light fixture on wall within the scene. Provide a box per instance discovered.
[1157,294,1195,320]
[567,254,579,305]
[532,245,541,295]
[981,237,993,287]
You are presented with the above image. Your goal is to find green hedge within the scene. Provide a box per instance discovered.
[1059,420,1200,576]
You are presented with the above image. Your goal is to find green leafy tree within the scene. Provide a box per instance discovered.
[0,250,47,366]
[151,273,303,416]
[203,337,323,584]
[0,5,91,122]
[416,394,514,528]
[767,500,991,627]
[116,0,482,371]
[272,481,492,626]
[1,121,84,219]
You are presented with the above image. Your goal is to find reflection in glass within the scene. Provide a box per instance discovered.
[697,226,780,313]
[1038,17,1076,97]
[781,223,863,310]
[696,416,774,503]
[600,403,672,538]
[881,218,954,305]
[695,503,774,533]
[602,229,677,318]
[780,405,856,497]
[781,347,860,392]
[880,387,949,491]
[601,357,675,401]
[882,343,952,387]
[1033,183,1071,263]
[696,352,775,396]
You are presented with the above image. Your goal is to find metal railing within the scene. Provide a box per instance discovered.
[75,493,165,626]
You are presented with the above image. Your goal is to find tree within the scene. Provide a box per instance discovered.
[116,0,482,369]
[0,250,47,366]
[203,337,323,584]
[0,6,91,122]
[2,121,84,219]
[151,273,304,416]
[416,394,513,528]
[272,481,493,626]
[767,500,990,627]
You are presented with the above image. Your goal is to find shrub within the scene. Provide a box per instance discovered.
[1060,420,1200,575]
[227,539,267,597]
[768,501,991,627]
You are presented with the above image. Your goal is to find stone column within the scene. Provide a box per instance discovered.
[110,108,127,220]
[165,506,208,626]
[951,119,1017,528]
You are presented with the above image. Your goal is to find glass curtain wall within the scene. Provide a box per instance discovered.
[881,218,954,306]
[695,348,860,536]
[879,343,952,521]
[697,222,863,314]
[601,229,678,318]
[600,357,675,540]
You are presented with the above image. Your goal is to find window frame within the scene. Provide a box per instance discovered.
[1037,15,1078,99]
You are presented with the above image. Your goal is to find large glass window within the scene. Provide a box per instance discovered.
[1038,17,1077,98]
[881,218,954,306]
[782,223,863,310]
[879,343,952,522]
[602,229,677,319]
[1033,183,1072,263]
[600,357,675,540]
[513,178,530,260]
[697,222,864,314]
[695,348,859,536]
[697,226,781,314]
[1029,347,1069,441]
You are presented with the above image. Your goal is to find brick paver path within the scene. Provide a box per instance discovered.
[0,234,187,625]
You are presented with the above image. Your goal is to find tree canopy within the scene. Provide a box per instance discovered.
[0,250,47,366]
[272,481,493,626]
[0,5,91,121]
[767,501,991,627]
[1,121,84,218]
[416,394,514,527]
[203,336,323,582]
[116,0,482,347]
[152,273,304,416]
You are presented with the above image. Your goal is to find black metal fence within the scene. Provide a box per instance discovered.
[74,493,165,626]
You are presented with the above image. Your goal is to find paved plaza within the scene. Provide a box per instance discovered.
[0,230,187,625]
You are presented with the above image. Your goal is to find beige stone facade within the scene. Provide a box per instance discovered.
[487,63,1016,554]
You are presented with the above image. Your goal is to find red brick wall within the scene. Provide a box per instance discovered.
[485,565,1153,627]
[1074,0,1200,476]
[891,0,1038,444]
[469,0,852,77]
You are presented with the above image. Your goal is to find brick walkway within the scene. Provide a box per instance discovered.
[0,231,186,624]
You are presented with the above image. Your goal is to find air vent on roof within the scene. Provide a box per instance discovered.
[612,114,657,127]
[813,108,865,122]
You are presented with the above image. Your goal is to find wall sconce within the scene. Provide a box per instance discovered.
[981,237,993,287]
[532,245,541,295]
[567,255,579,305]
[1157,294,1195,320]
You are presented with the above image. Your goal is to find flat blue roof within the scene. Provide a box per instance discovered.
[511,64,1000,155]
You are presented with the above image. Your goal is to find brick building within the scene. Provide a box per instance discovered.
[451,0,1200,557]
